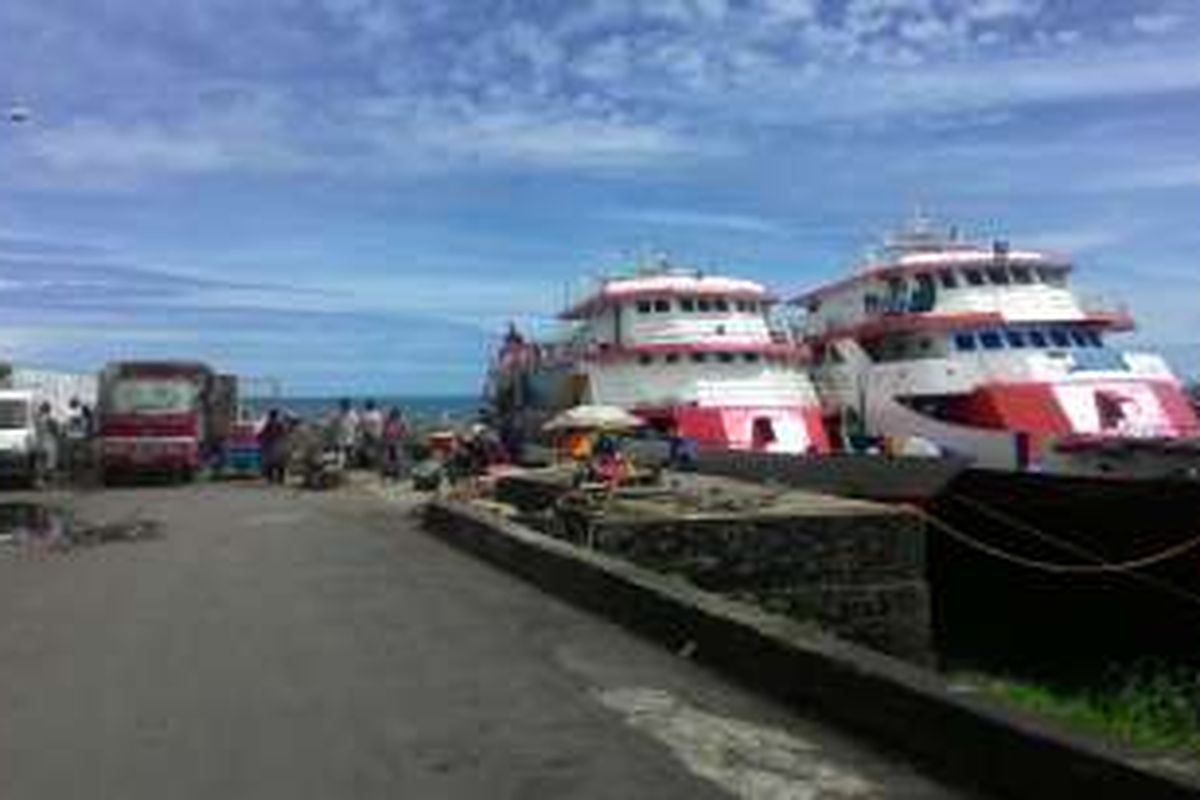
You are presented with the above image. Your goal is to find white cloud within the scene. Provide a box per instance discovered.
[1131,13,1184,35]
[1095,162,1200,191]
[1015,229,1123,254]
[731,45,1200,126]
[30,122,235,175]
[758,0,818,23]
[963,0,1042,22]
[691,0,729,23]
[603,207,783,234]
[574,36,635,83]
[422,110,714,169]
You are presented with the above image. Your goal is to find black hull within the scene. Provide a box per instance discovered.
[930,469,1200,665]
[696,451,1200,662]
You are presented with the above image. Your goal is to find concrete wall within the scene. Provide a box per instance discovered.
[553,504,932,664]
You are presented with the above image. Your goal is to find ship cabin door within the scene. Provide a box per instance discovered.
[751,417,777,452]
[566,373,590,406]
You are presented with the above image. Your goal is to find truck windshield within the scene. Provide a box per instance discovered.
[110,379,198,414]
[0,400,28,429]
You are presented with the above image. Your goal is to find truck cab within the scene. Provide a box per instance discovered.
[0,390,44,485]
[97,361,235,483]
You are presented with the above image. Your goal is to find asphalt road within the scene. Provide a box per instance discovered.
[0,482,969,799]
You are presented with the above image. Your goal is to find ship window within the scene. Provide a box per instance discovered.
[714,298,729,312]
[1068,329,1088,348]
[639,354,654,365]
[979,331,1003,350]
[1004,330,1027,348]
[718,352,735,363]
[1011,266,1033,284]
[910,274,936,313]
[743,352,760,363]
[654,298,670,312]
[1085,331,1103,348]
[986,266,1010,285]
[691,352,707,363]
[964,269,985,286]
[938,269,958,289]
[1039,267,1067,287]
[680,298,695,312]
[637,300,652,314]
[1028,330,1048,348]
[918,337,933,352]
[735,300,747,312]
[1049,329,1070,348]
[864,295,880,314]
[665,353,680,364]
[697,299,712,312]
[954,333,977,351]
[747,301,758,313]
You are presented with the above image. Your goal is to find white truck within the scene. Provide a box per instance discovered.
[0,389,45,486]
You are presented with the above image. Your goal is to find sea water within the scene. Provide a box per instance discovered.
[242,395,479,425]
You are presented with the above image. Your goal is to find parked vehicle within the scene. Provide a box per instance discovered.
[96,361,236,482]
[0,389,45,486]
[219,419,262,478]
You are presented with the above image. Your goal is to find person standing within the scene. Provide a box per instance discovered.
[258,408,289,484]
[34,402,59,483]
[381,407,408,480]
[360,399,385,469]
[63,397,90,483]
[334,398,359,468]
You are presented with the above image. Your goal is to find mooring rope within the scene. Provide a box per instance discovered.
[910,497,1200,611]
[945,492,1200,573]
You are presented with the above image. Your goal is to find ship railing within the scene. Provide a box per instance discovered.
[1078,293,1130,317]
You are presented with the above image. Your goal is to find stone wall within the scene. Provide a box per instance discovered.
[564,508,932,664]
[498,468,934,664]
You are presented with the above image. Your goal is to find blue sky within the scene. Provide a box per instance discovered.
[0,0,1198,395]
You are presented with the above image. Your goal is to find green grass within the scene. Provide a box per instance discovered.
[960,663,1200,758]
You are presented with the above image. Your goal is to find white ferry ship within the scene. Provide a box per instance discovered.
[487,262,829,455]
[795,219,1200,479]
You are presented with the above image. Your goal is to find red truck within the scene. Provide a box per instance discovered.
[97,361,236,482]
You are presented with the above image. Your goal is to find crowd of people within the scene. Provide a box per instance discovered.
[255,398,416,486]
[254,398,521,490]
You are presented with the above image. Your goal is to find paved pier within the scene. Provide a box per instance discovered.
[0,483,969,799]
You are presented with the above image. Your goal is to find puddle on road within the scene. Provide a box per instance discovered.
[596,687,879,800]
[0,502,162,554]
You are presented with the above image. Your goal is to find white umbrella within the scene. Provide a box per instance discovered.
[543,404,644,432]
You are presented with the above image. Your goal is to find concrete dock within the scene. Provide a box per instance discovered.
[0,482,966,799]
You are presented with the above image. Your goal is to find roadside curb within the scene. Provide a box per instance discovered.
[423,498,1200,800]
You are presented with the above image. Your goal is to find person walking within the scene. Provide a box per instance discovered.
[258,408,290,484]
[381,407,408,480]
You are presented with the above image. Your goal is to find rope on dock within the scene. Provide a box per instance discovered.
[943,492,1200,574]
[910,497,1200,611]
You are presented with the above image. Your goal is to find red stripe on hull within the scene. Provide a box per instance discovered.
[948,380,1198,448]
[635,405,830,454]
[1148,381,1200,434]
